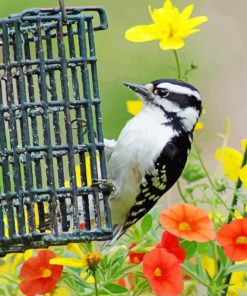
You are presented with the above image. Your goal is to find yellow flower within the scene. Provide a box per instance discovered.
[208,211,226,224]
[47,286,71,296]
[80,271,95,284]
[126,100,142,116]
[200,255,216,277]
[194,121,204,132]
[50,244,102,271]
[125,0,208,50]
[50,244,87,268]
[85,252,102,269]
[227,262,247,296]
[215,139,247,188]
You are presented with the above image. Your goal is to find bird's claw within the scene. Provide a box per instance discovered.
[92,179,116,195]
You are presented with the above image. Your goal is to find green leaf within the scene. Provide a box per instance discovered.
[180,240,198,259]
[195,255,207,281]
[182,162,206,183]
[131,225,142,242]
[198,242,214,257]
[141,214,153,235]
[226,263,247,274]
[216,245,227,267]
[102,283,128,294]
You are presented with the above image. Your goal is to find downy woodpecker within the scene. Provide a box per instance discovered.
[105,78,202,242]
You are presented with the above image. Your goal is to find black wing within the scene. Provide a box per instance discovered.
[120,134,191,235]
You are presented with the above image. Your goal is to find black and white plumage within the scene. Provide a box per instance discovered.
[105,79,202,242]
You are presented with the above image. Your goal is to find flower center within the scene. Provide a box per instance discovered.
[85,252,102,269]
[42,268,52,278]
[178,222,191,231]
[154,267,162,277]
[236,236,247,244]
[133,256,140,264]
[168,24,174,38]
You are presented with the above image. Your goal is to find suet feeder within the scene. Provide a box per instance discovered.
[0,3,112,256]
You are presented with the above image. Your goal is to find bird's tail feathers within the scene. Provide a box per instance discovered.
[105,225,124,246]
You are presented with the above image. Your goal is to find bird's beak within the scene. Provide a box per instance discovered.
[123,82,150,98]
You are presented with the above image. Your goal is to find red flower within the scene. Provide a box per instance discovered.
[216,218,247,261]
[143,248,184,296]
[19,250,63,296]
[160,203,216,242]
[128,243,145,264]
[156,231,186,263]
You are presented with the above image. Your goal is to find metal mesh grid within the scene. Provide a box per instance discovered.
[0,7,112,256]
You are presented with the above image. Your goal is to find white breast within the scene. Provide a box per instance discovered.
[107,108,177,224]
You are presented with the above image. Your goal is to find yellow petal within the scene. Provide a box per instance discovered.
[159,37,185,50]
[50,257,87,268]
[80,271,95,284]
[11,254,25,275]
[215,148,243,181]
[163,0,173,14]
[188,16,208,29]
[126,100,143,116]
[181,4,194,19]
[241,139,247,152]
[233,209,243,219]
[239,165,247,189]
[50,287,71,296]
[228,267,247,294]
[125,24,162,42]
[194,121,204,132]
[200,255,216,277]
[149,6,169,25]
[67,243,84,259]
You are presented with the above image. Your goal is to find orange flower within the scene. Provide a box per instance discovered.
[19,250,63,296]
[128,243,146,264]
[160,203,216,242]
[143,248,183,296]
[156,231,186,263]
[216,218,247,261]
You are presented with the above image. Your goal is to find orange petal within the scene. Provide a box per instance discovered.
[223,245,247,262]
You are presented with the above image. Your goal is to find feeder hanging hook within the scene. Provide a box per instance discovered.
[58,0,67,23]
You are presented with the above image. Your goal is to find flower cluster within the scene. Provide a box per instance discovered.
[140,203,215,295]
[142,231,185,296]
[125,0,208,50]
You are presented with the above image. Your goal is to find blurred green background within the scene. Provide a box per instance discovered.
[0,0,245,153]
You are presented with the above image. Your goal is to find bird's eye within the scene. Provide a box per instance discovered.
[154,88,170,97]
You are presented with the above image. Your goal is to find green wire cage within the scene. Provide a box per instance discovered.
[0,5,112,256]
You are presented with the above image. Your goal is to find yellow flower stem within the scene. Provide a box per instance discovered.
[173,50,181,79]
[92,269,99,296]
[193,144,230,213]
[176,180,188,203]
[216,117,230,176]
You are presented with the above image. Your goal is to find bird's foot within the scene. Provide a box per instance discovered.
[92,179,116,195]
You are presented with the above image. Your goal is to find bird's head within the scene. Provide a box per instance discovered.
[124,78,202,132]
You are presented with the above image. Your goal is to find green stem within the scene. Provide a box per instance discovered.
[173,50,182,79]
[193,144,230,213]
[182,264,209,288]
[92,269,99,296]
[177,180,188,203]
